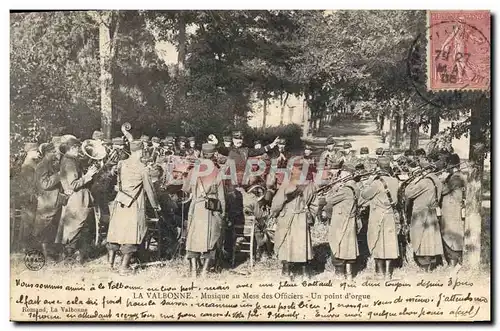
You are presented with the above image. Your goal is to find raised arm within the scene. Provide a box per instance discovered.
[36,165,60,191]
[61,158,90,192]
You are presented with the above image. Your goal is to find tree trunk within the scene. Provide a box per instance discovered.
[99,12,114,140]
[302,100,310,139]
[430,114,440,138]
[402,114,408,135]
[177,11,186,72]
[394,114,401,148]
[464,106,485,268]
[279,93,288,125]
[380,114,385,132]
[409,121,419,151]
[262,94,268,129]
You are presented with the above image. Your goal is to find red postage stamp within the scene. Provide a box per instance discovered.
[427,10,490,91]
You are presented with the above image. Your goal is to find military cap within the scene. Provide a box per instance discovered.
[232,131,243,139]
[343,142,352,149]
[447,153,461,167]
[149,164,163,179]
[179,136,187,142]
[377,156,391,169]
[278,138,286,145]
[326,136,335,145]
[39,142,55,156]
[375,147,384,155]
[164,136,174,143]
[330,159,344,169]
[360,147,369,155]
[202,143,215,154]
[404,149,415,157]
[24,142,39,153]
[140,135,150,142]
[254,140,262,145]
[61,134,77,144]
[415,148,426,157]
[188,136,195,142]
[355,163,366,171]
[151,136,161,144]
[112,137,124,146]
[129,140,143,152]
[92,130,104,141]
[304,144,312,151]
[223,136,232,142]
[392,148,403,154]
[62,137,81,151]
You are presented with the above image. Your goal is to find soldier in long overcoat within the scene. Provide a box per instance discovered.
[404,166,444,271]
[271,166,318,280]
[183,143,226,278]
[326,169,361,280]
[440,154,466,266]
[12,142,39,251]
[359,157,400,279]
[55,137,98,263]
[107,140,160,274]
[33,143,62,259]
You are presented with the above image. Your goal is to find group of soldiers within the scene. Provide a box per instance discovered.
[11,128,467,280]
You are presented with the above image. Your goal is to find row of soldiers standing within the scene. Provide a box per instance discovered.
[12,129,466,280]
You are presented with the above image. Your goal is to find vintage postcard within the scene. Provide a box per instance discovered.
[10,9,491,322]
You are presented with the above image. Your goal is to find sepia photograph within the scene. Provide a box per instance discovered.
[9,8,491,322]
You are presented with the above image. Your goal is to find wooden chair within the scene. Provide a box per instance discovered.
[231,215,255,272]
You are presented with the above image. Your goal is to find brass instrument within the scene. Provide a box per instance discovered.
[247,184,267,202]
[81,139,107,169]
[121,122,133,142]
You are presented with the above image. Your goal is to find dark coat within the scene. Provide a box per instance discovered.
[33,157,62,242]
[55,154,94,244]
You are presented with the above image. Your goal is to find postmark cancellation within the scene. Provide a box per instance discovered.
[427,10,490,91]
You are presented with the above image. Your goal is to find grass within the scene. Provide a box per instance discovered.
[11,214,491,285]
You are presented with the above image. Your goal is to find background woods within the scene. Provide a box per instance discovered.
[10,10,490,174]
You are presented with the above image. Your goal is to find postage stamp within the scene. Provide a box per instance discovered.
[427,10,490,91]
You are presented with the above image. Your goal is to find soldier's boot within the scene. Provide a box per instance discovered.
[281,261,290,277]
[189,258,198,278]
[289,262,296,282]
[345,263,354,281]
[375,259,385,279]
[41,243,50,261]
[200,258,211,278]
[107,250,117,270]
[118,253,134,276]
[334,264,346,278]
[385,260,392,280]
[301,263,311,281]
[449,258,457,267]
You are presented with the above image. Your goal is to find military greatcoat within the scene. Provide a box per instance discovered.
[404,173,444,257]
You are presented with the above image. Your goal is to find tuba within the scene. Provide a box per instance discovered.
[81,139,108,169]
